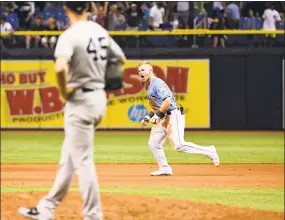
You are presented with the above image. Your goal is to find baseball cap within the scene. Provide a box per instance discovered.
[34,14,43,19]
[214,5,221,11]
[65,2,87,14]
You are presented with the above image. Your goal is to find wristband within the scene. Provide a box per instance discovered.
[148,111,155,118]
[156,111,165,118]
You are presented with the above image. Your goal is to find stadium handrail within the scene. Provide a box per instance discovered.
[0,29,284,37]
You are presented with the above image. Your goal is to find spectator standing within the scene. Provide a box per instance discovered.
[1,16,14,48]
[41,16,59,48]
[177,1,190,29]
[113,7,126,30]
[94,2,108,28]
[208,6,226,48]
[255,12,260,19]
[225,2,240,29]
[108,4,117,30]
[262,3,282,47]
[2,3,11,17]
[247,9,256,47]
[126,3,141,30]
[141,2,152,25]
[26,15,45,48]
[117,2,127,14]
[213,2,224,11]
[17,2,34,30]
[44,2,55,13]
[149,2,165,30]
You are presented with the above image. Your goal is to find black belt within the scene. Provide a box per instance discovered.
[166,108,178,115]
[167,107,184,115]
[82,88,94,93]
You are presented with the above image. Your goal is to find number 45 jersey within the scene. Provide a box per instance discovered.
[54,20,125,90]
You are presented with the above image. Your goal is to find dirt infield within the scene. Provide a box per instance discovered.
[1,164,284,220]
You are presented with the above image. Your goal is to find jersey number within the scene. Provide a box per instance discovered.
[87,37,107,61]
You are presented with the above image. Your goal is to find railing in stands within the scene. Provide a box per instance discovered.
[1,29,284,37]
[192,11,208,48]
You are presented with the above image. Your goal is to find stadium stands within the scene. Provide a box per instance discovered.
[1,1,284,48]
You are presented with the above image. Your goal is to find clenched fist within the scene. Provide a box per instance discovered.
[141,115,151,126]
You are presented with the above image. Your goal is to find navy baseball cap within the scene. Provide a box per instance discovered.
[65,2,88,14]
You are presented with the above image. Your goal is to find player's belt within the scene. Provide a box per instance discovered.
[167,106,185,115]
[166,108,178,115]
[82,88,94,93]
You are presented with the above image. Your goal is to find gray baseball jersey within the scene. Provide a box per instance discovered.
[54,20,125,89]
[34,21,125,220]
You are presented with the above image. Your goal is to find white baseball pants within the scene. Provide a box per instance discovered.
[148,109,213,169]
[37,89,107,220]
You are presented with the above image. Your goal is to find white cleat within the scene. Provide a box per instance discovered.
[208,145,220,167]
[19,207,40,219]
[150,167,173,176]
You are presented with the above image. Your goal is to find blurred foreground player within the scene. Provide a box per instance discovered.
[19,2,125,219]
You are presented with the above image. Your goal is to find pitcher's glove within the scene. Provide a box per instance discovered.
[104,58,124,91]
[141,111,154,126]
[150,111,165,124]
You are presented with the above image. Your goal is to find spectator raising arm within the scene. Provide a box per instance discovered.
[125,1,130,10]
[90,2,98,15]
[103,2,109,16]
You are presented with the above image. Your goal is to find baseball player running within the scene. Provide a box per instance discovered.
[19,2,125,220]
[138,61,219,176]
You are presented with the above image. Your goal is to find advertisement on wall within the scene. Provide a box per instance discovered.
[0,59,210,129]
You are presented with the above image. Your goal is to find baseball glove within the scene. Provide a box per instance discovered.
[104,58,124,91]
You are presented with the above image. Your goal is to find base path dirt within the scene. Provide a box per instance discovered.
[1,164,284,188]
[1,192,284,220]
[1,164,284,220]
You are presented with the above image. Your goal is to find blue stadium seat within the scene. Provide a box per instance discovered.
[195,14,205,27]
[114,23,127,30]
[239,17,248,29]
[276,22,284,30]
[55,6,65,16]
[139,21,149,30]
[37,12,44,18]
[138,24,146,31]
[44,11,56,21]
[254,18,262,30]
[44,7,57,15]
[7,13,19,30]
[57,15,68,26]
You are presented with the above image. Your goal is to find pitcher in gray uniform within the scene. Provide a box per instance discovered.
[19,2,126,220]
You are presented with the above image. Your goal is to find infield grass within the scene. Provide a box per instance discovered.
[1,131,284,213]
[2,186,284,212]
[1,131,284,163]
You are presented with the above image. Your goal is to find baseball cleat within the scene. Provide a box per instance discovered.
[19,207,40,219]
[150,167,173,176]
[208,145,220,167]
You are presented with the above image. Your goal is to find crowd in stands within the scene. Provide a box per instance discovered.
[1,1,284,49]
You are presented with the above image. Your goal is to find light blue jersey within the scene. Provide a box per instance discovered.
[147,77,177,111]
